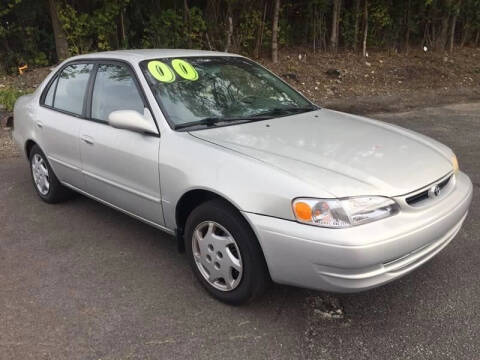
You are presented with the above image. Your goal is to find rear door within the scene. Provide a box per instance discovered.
[79,61,164,226]
[38,63,94,189]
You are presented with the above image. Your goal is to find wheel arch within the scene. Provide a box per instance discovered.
[174,189,260,254]
[175,189,238,247]
[25,139,38,159]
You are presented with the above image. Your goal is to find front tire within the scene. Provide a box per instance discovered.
[29,145,71,203]
[184,200,269,305]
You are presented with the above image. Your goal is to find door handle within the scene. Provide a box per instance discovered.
[81,135,94,145]
[36,121,43,128]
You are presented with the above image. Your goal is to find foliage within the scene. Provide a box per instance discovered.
[58,0,130,55]
[0,87,29,112]
[237,9,263,51]
[142,7,206,49]
[58,4,92,55]
[186,7,208,49]
[0,0,54,73]
[1,0,480,74]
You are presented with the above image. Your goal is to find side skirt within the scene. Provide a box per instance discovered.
[62,182,175,236]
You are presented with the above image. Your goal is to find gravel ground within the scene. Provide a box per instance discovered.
[0,133,18,159]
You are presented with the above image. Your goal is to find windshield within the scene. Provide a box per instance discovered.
[140,56,315,129]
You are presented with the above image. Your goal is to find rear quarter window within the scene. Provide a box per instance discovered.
[52,63,93,116]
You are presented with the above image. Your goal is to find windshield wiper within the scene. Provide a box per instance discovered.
[174,115,273,130]
[174,117,221,130]
[252,105,318,118]
[174,106,317,130]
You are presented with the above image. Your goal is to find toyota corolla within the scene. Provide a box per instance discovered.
[13,50,473,304]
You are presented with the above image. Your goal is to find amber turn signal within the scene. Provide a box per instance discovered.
[293,201,312,221]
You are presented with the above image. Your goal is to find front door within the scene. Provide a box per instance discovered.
[79,62,163,226]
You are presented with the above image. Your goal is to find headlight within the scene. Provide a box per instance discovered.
[452,154,459,173]
[292,196,399,228]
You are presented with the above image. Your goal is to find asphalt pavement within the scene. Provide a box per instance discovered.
[0,102,479,359]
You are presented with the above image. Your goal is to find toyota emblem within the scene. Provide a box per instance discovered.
[428,185,441,198]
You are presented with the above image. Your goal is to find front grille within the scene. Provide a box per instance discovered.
[406,175,451,206]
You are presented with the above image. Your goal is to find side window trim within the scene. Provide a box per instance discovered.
[85,63,99,121]
[40,75,57,106]
[41,75,58,107]
[51,75,59,108]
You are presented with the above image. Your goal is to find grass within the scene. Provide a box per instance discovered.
[0,87,30,112]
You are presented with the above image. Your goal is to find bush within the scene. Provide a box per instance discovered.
[0,88,29,112]
[142,7,206,49]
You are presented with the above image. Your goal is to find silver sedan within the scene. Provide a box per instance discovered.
[13,50,473,304]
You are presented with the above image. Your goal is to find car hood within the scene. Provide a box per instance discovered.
[190,109,453,197]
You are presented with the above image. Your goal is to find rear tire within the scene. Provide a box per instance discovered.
[184,199,269,305]
[29,145,71,203]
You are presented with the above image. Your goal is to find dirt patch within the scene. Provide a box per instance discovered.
[260,47,480,113]
[0,67,53,93]
[323,86,480,114]
[306,294,345,320]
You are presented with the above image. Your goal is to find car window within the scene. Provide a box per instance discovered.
[54,63,93,116]
[140,57,312,127]
[91,63,145,122]
[44,76,58,107]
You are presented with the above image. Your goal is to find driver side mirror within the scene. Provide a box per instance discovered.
[108,108,158,135]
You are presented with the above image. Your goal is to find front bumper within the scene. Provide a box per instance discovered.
[243,171,473,293]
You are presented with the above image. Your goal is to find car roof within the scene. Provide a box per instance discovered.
[68,49,242,63]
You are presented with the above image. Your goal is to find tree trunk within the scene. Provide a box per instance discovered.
[322,14,328,50]
[426,5,435,49]
[436,0,452,52]
[449,0,462,53]
[405,0,411,54]
[119,7,126,48]
[206,0,220,25]
[184,0,192,48]
[437,16,450,51]
[353,0,361,51]
[476,30,480,47]
[254,1,267,58]
[272,0,280,63]
[336,0,341,48]
[449,14,458,53]
[362,0,368,57]
[47,0,69,60]
[224,15,233,52]
[422,24,428,48]
[460,21,470,47]
[319,13,324,51]
[205,32,213,50]
[330,0,341,52]
[205,0,220,47]
[431,21,437,47]
[312,4,316,53]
